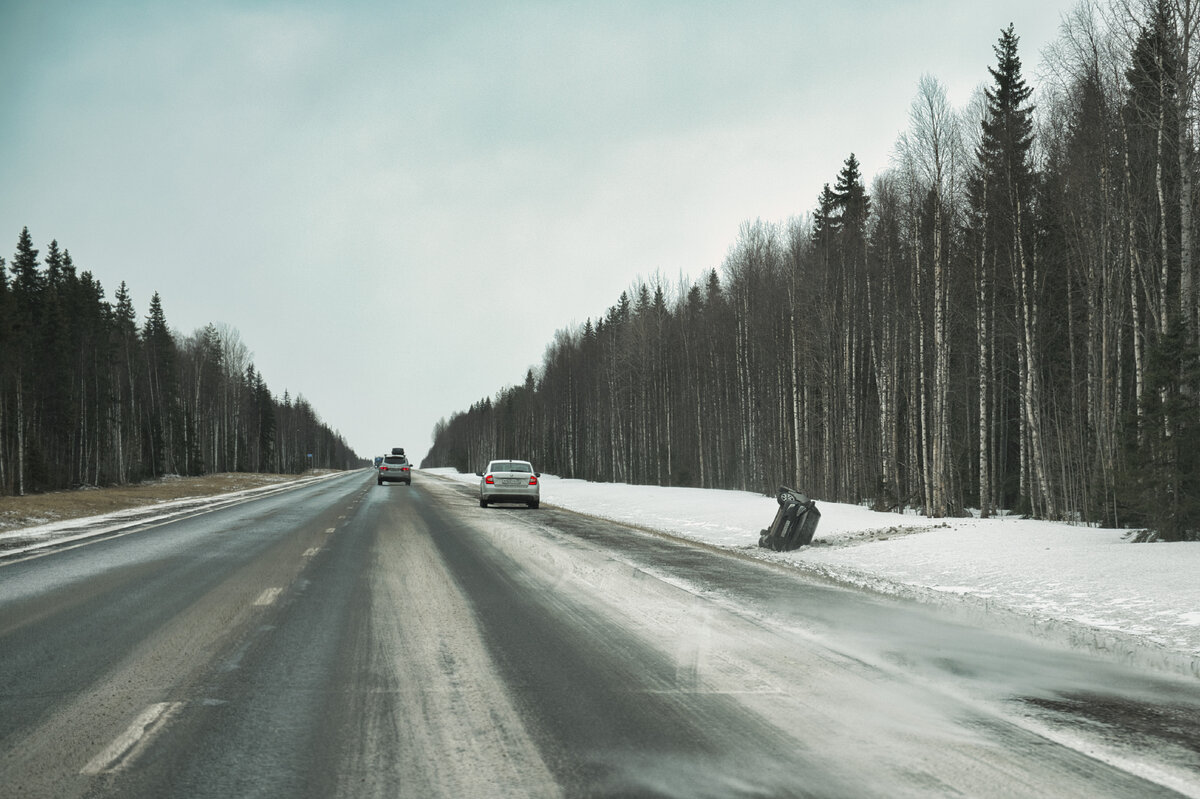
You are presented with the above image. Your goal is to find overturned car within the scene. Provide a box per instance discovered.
[758,487,821,551]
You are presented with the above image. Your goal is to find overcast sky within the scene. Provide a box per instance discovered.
[1,0,1080,464]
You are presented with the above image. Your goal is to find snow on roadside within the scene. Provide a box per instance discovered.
[429,468,1200,673]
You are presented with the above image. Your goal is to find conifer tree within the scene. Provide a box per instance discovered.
[973,24,1054,517]
[143,292,180,475]
[1123,318,1200,540]
[8,229,41,494]
[833,154,870,230]
[811,183,838,242]
[9,227,41,301]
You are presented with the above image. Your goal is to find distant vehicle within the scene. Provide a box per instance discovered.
[374,456,384,468]
[378,454,411,485]
[476,460,539,508]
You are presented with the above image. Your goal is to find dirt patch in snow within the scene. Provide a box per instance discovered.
[808,523,952,549]
[0,473,317,533]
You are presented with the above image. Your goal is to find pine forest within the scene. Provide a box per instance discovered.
[425,5,1200,541]
[0,227,363,495]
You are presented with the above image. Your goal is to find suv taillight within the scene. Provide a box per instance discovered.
[529,475,538,485]
[485,475,494,484]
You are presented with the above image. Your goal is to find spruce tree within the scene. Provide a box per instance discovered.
[1116,3,1193,539]
[1123,318,1200,540]
[8,229,42,494]
[142,291,180,475]
[9,227,41,301]
[978,25,1035,227]
[973,24,1053,516]
[811,183,838,241]
[833,154,870,231]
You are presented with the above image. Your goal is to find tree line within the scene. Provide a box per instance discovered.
[0,227,363,495]
[424,1,1200,541]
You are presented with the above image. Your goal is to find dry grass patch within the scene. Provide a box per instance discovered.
[0,473,306,532]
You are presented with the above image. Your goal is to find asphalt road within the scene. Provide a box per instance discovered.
[1,470,1198,798]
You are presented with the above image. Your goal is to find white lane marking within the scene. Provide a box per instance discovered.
[303,547,320,557]
[254,587,282,606]
[326,527,336,533]
[81,701,184,775]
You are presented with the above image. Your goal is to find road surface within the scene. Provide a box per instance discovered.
[1,470,1198,798]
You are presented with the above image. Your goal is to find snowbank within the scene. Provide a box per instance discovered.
[429,468,1200,675]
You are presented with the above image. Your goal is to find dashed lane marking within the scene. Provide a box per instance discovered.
[81,701,184,775]
[303,547,320,557]
[253,587,282,606]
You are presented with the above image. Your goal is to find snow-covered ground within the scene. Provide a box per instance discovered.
[430,468,1200,678]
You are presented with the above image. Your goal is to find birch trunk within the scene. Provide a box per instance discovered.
[977,207,993,518]
[1015,199,1055,518]
[1123,114,1147,434]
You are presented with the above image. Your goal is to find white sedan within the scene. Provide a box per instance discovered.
[477,460,540,508]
